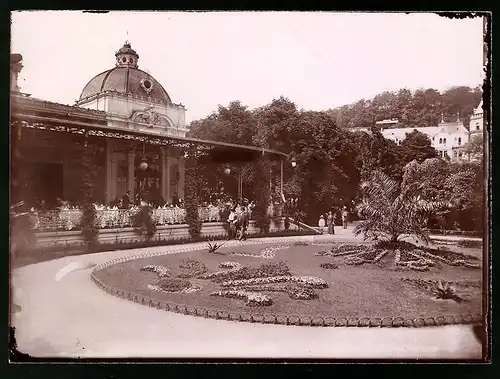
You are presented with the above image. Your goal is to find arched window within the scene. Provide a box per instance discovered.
[476,123,480,131]
[443,138,447,144]
[458,137,462,145]
[439,138,442,144]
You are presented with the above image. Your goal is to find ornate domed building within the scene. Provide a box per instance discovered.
[10,42,287,243]
[76,41,187,136]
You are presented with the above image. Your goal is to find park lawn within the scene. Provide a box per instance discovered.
[94,241,483,321]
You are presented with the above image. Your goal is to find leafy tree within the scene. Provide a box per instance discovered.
[463,134,484,162]
[80,147,98,247]
[184,150,203,240]
[354,164,451,244]
[188,101,257,201]
[400,130,438,163]
[252,157,271,233]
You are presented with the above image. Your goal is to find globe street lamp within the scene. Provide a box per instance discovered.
[139,157,148,171]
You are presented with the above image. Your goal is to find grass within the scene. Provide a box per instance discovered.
[94,241,482,320]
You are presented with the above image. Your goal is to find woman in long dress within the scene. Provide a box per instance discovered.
[327,210,334,234]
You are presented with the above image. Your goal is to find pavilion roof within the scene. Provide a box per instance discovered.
[11,94,288,162]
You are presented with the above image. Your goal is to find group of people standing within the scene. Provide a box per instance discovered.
[226,206,250,241]
[318,206,349,234]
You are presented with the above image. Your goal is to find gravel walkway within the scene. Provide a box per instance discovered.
[11,233,483,359]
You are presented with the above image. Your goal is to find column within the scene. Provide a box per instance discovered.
[105,139,113,204]
[280,159,284,197]
[127,150,135,199]
[160,147,168,202]
[178,154,185,200]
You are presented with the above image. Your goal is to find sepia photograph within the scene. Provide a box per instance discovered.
[9,11,489,361]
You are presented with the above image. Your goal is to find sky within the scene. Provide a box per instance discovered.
[11,11,484,123]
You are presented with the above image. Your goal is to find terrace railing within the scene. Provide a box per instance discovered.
[32,206,223,232]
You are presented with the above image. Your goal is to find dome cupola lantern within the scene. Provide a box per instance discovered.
[115,41,139,68]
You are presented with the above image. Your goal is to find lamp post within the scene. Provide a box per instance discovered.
[223,166,242,200]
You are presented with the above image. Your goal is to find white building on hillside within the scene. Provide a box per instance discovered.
[469,99,484,137]
[380,114,470,161]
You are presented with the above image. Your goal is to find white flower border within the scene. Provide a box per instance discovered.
[148,283,203,294]
[210,290,273,306]
[221,275,328,289]
[140,265,171,278]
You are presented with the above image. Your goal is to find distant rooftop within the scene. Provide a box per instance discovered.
[375,118,399,125]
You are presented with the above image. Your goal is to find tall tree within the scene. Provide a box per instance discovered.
[400,130,438,163]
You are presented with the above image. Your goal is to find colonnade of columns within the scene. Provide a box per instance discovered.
[104,139,185,205]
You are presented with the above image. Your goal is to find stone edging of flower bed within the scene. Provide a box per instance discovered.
[90,237,483,328]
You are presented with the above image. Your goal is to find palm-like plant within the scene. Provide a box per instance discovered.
[354,168,451,244]
[432,280,463,303]
[207,240,227,255]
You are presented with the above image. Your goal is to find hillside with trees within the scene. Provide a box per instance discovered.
[187,86,483,231]
[327,86,482,129]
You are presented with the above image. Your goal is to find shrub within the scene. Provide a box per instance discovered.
[320,263,338,269]
[158,278,191,292]
[253,157,271,234]
[133,205,157,241]
[184,152,203,240]
[79,151,98,247]
[293,241,309,246]
[207,240,226,254]
[432,280,463,303]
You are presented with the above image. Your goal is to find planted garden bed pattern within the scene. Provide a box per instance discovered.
[92,240,482,327]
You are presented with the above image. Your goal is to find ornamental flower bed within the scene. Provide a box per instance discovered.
[260,246,289,258]
[140,265,171,278]
[330,244,366,255]
[463,262,481,269]
[210,261,292,283]
[320,263,338,270]
[158,278,192,292]
[345,256,365,266]
[210,290,273,306]
[373,249,389,263]
[148,282,203,294]
[430,248,479,262]
[399,251,421,262]
[220,275,328,289]
[360,249,380,262]
[406,260,430,272]
[286,283,319,300]
[293,241,309,246]
[219,261,243,270]
[177,259,207,278]
[198,263,244,281]
[234,283,320,300]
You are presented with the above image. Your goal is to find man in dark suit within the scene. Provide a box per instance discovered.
[122,190,131,209]
[172,193,180,207]
[238,206,250,241]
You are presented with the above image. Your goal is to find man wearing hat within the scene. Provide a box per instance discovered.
[318,214,326,234]
[342,206,349,229]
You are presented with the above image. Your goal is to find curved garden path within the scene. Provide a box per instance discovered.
[11,231,482,359]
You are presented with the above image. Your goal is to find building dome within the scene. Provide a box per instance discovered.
[78,42,172,105]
